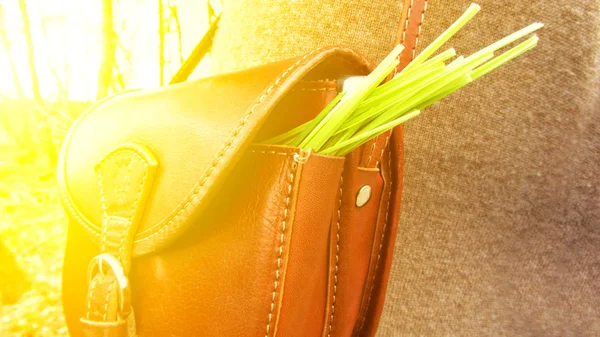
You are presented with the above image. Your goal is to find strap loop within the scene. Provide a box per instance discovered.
[86,253,132,319]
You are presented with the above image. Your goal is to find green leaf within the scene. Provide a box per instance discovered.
[472,35,539,80]
[400,3,481,73]
[264,91,345,145]
[300,44,404,151]
[321,110,421,156]
[265,3,543,157]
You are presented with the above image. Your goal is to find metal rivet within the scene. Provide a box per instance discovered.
[356,185,372,207]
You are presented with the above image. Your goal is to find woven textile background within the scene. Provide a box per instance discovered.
[210,0,404,72]
[211,1,600,336]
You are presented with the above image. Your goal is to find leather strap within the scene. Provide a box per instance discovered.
[396,0,429,73]
[355,1,428,336]
[81,144,157,337]
[80,318,128,337]
[359,0,428,169]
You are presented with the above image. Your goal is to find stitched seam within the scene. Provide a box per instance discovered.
[97,169,108,252]
[92,162,108,321]
[293,87,337,92]
[58,47,372,250]
[128,153,150,220]
[117,156,133,262]
[370,0,414,165]
[103,280,115,321]
[405,0,415,57]
[328,172,344,337]
[97,153,149,255]
[301,79,336,83]
[357,154,393,335]
[265,158,297,337]
[136,48,319,246]
[369,0,427,169]
[355,3,428,322]
[403,0,414,45]
[374,134,391,169]
[55,92,135,241]
[413,0,429,59]
[365,139,378,167]
[250,150,294,156]
[86,277,98,319]
[393,0,414,77]
[120,154,149,262]
[92,152,150,321]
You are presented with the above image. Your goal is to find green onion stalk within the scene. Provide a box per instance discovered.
[266,3,543,156]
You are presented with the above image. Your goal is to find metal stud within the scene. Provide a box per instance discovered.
[356,185,372,207]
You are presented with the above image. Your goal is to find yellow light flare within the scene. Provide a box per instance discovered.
[0,0,210,102]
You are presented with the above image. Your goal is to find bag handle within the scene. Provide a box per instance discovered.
[359,0,428,169]
[169,0,222,84]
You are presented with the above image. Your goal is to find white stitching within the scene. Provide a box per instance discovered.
[404,0,414,45]
[301,79,336,83]
[103,280,114,321]
[369,0,415,166]
[96,151,149,257]
[60,50,319,245]
[86,277,98,319]
[328,172,344,337]
[293,87,337,92]
[412,0,429,59]
[369,0,428,169]
[136,49,320,246]
[117,155,133,262]
[265,158,297,337]
[365,139,378,167]
[393,0,414,78]
[249,150,295,156]
[97,169,108,252]
[58,47,374,254]
[120,153,149,262]
[374,134,391,169]
[92,151,150,321]
[355,10,428,321]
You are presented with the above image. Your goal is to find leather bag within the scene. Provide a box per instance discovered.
[59,1,426,336]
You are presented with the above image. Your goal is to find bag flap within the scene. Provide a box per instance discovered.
[57,46,372,256]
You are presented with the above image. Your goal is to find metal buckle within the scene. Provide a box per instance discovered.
[86,253,132,319]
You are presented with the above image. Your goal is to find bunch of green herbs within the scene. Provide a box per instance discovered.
[267,3,543,156]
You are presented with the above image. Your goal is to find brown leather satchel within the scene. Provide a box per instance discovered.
[59,2,426,336]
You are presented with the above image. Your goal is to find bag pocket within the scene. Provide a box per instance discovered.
[125,144,344,336]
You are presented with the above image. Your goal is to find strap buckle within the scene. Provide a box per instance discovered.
[86,253,132,319]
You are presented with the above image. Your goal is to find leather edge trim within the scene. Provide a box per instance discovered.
[324,171,344,337]
[269,154,302,337]
[358,127,406,336]
[355,0,428,333]
[354,149,393,336]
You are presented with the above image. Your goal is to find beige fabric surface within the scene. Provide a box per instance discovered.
[211,1,600,336]
[210,0,403,72]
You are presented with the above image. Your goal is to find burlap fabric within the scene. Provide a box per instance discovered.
[211,1,600,336]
